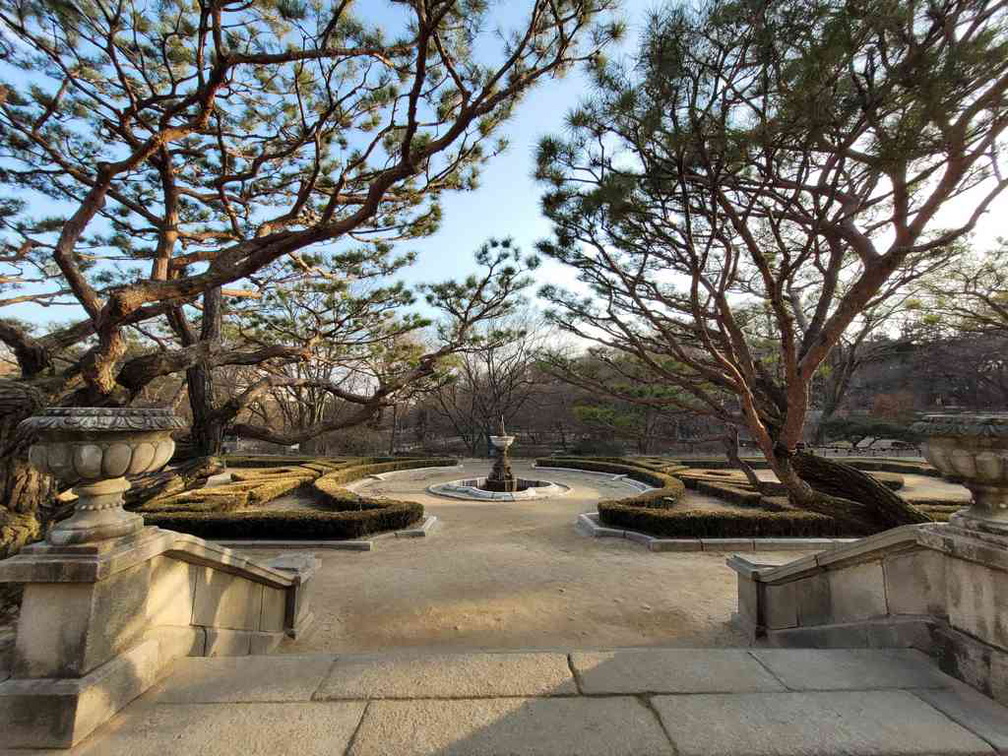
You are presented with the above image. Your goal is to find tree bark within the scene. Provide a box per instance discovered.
[792,452,931,528]
[771,450,880,534]
[184,287,225,457]
[722,429,761,489]
[0,380,55,558]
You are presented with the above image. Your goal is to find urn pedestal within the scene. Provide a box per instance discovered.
[914,414,1008,538]
[1,406,319,748]
[730,412,1008,708]
[19,407,184,544]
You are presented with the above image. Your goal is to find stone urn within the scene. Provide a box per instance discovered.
[913,413,1008,537]
[489,434,515,452]
[19,407,185,545]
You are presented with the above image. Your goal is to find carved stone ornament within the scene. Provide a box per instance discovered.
[19,407,186,545]
[912,413,1008,537]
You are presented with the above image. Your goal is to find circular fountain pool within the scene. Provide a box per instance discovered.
[428,477,571,501]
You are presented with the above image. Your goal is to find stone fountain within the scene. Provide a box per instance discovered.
[428,418,569,501]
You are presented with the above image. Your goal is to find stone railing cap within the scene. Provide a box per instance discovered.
[19,407,186,434]
[912,413,1008,438]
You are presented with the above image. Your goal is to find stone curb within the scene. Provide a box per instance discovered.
[214,539,374,551]
[533,465,658,492]
[375,515,439,539]
[211,516,439,551]
[576,512,857,553]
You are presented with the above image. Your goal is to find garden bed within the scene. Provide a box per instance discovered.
[543,456,914,540]
[139,456,456,540]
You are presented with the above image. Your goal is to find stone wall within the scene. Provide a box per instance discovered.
[730,523,1008,704]
[0,528,316,748]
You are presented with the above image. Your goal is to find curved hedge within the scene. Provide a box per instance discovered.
[596,504,857,538]
[141,456,456,540]
[541,456,871,538]
[537,457,686,503]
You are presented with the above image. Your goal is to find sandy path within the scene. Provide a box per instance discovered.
[239,460,814,654]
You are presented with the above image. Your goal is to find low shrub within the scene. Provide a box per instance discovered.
[142,501,424,540]
[140,490,249,512]
[141,456,455,540]
[597,503,863,538]
[312,457,457,498]
[536,457,687,511]
[547,455,870,538]
[536,457,685,495]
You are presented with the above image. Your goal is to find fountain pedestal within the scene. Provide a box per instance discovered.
[483,434,518,492]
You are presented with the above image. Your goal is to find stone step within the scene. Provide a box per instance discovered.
[14,648,1008,756]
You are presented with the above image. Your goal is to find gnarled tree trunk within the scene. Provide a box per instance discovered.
[0,380,55,558]
[792,452,931,528]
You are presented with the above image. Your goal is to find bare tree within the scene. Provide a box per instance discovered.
[430,310,550,454]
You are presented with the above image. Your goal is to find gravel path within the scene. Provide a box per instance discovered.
[239,460,816,654]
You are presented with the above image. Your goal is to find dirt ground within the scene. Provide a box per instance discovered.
[245,460,817,654]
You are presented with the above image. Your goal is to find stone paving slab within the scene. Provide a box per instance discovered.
[145,654,336,703]
[316,651,577,699]
[914,686,1008,752]
[61,701,365,756]
[652,690,995,756]
[348,697,675,756]
[750,648,956,690]
[571,649,784,694]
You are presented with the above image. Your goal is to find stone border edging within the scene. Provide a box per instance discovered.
[343,464,463,492]
[212,515,438,551]
[576,512,857,552]
[532,465,657,492]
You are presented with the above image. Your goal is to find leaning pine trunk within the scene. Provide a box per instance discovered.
[792,452,931,529]
[771,450,880,535]
[0,380,53,558]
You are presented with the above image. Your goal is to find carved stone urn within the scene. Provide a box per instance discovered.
[914,413,1008,537]
[19,407,185,545]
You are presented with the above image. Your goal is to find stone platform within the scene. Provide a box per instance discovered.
[7,647,1007,755]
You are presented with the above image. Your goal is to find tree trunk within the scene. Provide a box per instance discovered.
[792,452,931,528]
[185,287,224,457]
[0,380,54,558]
[722,429,761,489]
[771,450,879,534]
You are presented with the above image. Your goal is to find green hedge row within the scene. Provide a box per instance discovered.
[596,503,862,538]
[142,457,455,540]
[542,456,869,538]
[313,457,456,496]
[143,502,424,540]
[537,457,687,508]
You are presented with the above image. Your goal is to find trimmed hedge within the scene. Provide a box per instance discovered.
[141,456,456,540]
[142,502,423,540]
[597,504,861,538]
[537,457,687,509]
[543,455,870,538]
[313,457,457,497]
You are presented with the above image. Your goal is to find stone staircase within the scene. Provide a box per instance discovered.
[16,647,1008,755]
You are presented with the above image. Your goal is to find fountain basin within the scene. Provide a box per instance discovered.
[428,477,570,501]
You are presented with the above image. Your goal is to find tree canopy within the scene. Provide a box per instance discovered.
[536,0,1008,518]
